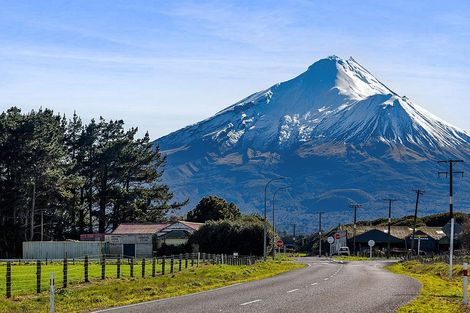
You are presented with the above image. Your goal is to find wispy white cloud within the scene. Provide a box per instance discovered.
[0,0,469,137]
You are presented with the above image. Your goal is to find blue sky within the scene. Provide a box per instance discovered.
[1,0,469,138]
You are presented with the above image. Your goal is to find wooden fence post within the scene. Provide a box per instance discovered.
[170,256,174,273]
[63,256,68,288]
[6,262,11,298]
[101,256,106,280]
[117,258,121,279]
[84,255,89,283]
[130,258,134,278]
[179,254,182,272]
[162,257,166,275]
[36,260,41,293]
[142,258,146,278]
[152,257,156,277]
[185,253,188,268]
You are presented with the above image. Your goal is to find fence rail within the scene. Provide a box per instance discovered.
[0,253,259,299]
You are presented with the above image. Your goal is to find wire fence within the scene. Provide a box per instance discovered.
[406,252,470,265]
[0,253,259,298]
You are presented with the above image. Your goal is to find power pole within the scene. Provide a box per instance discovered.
[40,210,44,241]
[30,181,36,241]
[438,159,464,280]
[263,177,284,260]
[293,224,296,241]
[383,199,397,259]
[410,190,424,256]
[316,212,325,257]
[349,204,362,256]
[272,186,289,260]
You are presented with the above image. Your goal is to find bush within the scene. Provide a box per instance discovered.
[190,215,275,256]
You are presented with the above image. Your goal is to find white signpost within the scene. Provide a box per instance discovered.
[368,240,375,259]
[327,237,335,257]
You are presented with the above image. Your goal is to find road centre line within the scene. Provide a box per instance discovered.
[311,283,318,286]
[240,299,262,306]
[287,289,299,293]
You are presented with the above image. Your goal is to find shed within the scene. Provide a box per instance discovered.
[23,241,108,259]
[156,221,203,249]
[106,223,169,258]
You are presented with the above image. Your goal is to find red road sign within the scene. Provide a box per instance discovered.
[277,240,284,248]
[335,233,341,240]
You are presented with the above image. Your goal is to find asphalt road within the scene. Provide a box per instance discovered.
[93,258,421,313]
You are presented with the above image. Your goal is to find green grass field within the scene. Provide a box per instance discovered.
[0,258,179,296]
[387,261,470,313]
[0,258,303,313]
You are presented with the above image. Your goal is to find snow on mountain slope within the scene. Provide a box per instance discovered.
[155,56,470,231]
[158,56,469,155]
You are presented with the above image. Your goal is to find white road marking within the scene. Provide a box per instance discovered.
[324,278,329,281]
[287,289,299,293]
[311,283,318,286]
[240,299,262,306]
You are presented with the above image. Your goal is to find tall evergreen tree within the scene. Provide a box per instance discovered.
[0,107,186,257]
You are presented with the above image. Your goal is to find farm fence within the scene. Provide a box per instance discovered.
[0,253,259,298]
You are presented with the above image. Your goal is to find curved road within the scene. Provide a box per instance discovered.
[93,258,420,313]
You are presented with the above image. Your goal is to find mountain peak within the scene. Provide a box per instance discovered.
[158,56,469,153]
[304,56,394,100]
[154,56,470,232]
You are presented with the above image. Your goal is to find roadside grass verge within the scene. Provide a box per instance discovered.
[0,259,304,313]
[387,261,470,313]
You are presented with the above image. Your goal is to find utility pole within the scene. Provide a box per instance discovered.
[316,212,325,257]
[383,199,397,259]
[30,181,36,241]
[410,189,424,256]
[263,177,284,260]
[293,224,296,241]
[438,159,464,280]
[272,186,289,260]
[40,210,44,241]
[349,204,362,256]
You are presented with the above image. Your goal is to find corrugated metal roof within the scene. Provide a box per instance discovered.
[112,223,169,235]
[178,221,204,231]
[340,225,446,240]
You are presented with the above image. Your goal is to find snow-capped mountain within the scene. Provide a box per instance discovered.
[156,56,470,232]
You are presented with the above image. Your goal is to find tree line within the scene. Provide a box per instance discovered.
[0,107,185,257]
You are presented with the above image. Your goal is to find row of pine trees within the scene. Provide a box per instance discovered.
[0,107,185,257]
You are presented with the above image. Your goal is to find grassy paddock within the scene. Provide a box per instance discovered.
[0,258,303,313]
[387,261,470,313]
[0,259,170,296]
